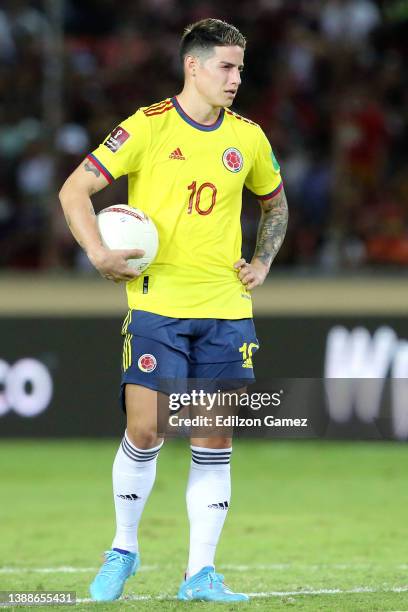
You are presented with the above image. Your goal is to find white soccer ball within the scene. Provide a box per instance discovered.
[96,204,159,273]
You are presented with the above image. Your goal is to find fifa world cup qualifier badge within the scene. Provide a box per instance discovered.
[104,125,130,153]
[222,147,243,172]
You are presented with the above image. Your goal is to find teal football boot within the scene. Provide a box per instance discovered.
[90,549,140,601]
[178,566,249,602]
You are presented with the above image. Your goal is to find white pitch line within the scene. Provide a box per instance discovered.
[1,563,407,574]
[0,565,158,574]
[76,585,408,603]
[248,586,408,596]
[220,563,390,571]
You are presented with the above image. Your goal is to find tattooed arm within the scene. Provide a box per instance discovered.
[59,157,143,281]
[235,186,288,290]
[254,187,288,269]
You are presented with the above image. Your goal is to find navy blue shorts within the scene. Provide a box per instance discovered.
[120,310,259,406]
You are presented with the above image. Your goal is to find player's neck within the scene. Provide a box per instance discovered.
[176,90,222,126]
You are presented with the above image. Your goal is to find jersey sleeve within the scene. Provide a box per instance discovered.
[245,128,283,200]
[86,109,151,183]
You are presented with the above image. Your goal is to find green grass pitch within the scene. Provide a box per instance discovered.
[1,439,408,611]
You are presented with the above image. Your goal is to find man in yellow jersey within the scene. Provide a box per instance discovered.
[59,18,288,603]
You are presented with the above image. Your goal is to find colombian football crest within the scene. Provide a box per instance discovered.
[138,354,157,372]
[222,148,243,173]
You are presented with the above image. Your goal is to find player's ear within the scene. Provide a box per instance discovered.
[184,54,198,79]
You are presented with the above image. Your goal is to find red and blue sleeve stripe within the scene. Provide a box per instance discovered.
[256,181,283,201]
[86,153,114,184]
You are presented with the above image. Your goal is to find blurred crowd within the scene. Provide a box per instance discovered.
[0,0,407,271]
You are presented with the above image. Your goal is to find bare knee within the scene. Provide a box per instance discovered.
[126,426,163,450]
[124,384,163,449]
[190,436,232,449]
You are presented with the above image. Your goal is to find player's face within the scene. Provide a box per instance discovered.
[196,45,244,108]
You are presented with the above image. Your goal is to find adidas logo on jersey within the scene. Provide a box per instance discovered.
[208,501,229,509]
[169,147,185,160]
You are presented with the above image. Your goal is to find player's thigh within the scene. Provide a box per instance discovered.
[124,384,164,448]
[190,386,247,449]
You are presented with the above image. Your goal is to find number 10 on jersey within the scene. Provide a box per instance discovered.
[187,181,217,216]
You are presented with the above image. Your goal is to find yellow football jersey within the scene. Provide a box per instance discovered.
[88,97,282,319]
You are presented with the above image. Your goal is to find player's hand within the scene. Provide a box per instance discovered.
[88,246,145,282]
[234,258,268,290]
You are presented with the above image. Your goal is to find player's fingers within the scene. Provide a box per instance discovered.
[104,271,123,282]
[237,265,251,278]
[123,248,145,260]
[99,269,114,281]
[234,258,247,270]
[243,271,258,285]
[246,279,259,290]
[104,268,140,282]
[102,267,139,281]
[122,268,141,280]
[238,267,253,282]
[238,273,248,283]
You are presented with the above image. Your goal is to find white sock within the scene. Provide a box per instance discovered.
[111,431,163,554]
[186,445,232,578]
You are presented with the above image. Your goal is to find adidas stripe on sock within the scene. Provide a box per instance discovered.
[191,446,232,468]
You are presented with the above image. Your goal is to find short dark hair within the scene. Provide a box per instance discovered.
[180,18,246,62]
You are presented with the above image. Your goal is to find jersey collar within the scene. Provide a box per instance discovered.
[171,97,224,132]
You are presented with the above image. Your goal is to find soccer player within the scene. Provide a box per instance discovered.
[59,18,288,602]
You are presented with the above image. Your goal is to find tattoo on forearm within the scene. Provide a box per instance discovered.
[84,160,100,178]
[254,189,288,268]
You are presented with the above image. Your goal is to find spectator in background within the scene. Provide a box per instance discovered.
[0,0,406,270]
[320,0,381,46]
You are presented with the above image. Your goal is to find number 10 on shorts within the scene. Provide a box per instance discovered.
[239,342,259,369]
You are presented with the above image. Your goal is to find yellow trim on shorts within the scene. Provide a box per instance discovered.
[121,310,132,336]
[122,333,133,371]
